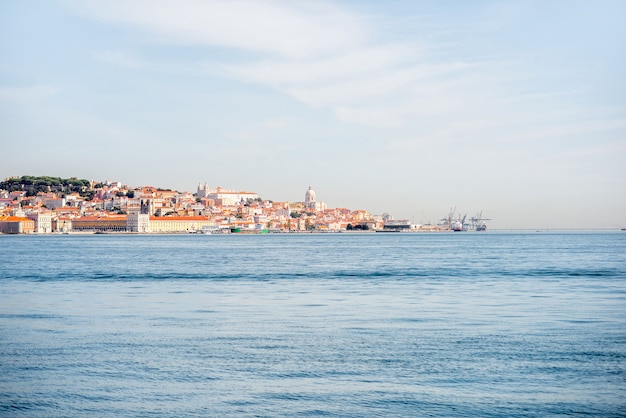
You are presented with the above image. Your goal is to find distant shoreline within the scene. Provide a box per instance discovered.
[1,228,624,236]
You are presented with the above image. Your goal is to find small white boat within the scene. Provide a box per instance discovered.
[200,225,230,234]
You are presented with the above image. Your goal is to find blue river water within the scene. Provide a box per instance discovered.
[1,232,625,417]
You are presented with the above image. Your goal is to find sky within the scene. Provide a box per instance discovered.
[1,0,625,229]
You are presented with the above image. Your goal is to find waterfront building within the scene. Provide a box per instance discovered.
[127,211,151,233]
[71,215,127,232]
[383,219,412,231]
[0,215,35,234]
[53,216,72,233]
[27,211,53,233]
[149,216,215,233]
[1,177,391,234]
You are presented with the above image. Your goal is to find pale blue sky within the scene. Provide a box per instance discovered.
[1,0,624,228]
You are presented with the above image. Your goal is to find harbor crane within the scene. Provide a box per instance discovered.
[441,208,491,231]
[470,210,491,231]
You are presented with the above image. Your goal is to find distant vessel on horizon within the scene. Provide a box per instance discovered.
[471,211,491,231]
[451,218,464,232]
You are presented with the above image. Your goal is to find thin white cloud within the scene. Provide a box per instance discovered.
[94,49,207,77]
[285,61,475,107]
[66,0,491,127]
[217,43,421,85]
[65,0,625,143]
[66,0,366,58]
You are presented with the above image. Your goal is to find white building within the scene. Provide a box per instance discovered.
[198,183,259,206]
[304,185,326,212]
[207,187,259,206]
[43,197,66,210]
[127,211,151,233]
[197,182,211,198]
[28,212,53,233]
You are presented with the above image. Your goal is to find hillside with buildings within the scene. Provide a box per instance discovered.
[2,176,420,234]
[0,176,94,199]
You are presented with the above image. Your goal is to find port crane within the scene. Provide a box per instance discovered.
[440,209,491,231]
[440,207,456,230]
[469,211,491,231]
[440,208,468,231]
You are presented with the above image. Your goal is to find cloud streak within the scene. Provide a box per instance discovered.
[216,44,422,85]
[69,0,480,127]
[60,0,626,138]
[67,0,366,58]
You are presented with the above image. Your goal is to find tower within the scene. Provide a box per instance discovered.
[197,182,210,198]
[305,185,317,210]
[140,199,153,215]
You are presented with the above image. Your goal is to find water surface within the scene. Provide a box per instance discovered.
[1,232,625,416]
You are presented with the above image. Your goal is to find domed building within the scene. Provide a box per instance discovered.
[304,185,326,212]
[305,185,316,206]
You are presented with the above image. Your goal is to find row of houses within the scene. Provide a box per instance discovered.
[0,211,266,234]
[1,183,394,234]
[0,211,53,234]
[0,211,389,234]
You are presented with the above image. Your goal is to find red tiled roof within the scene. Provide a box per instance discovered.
[1,216,33,222]
[149,216,209,221]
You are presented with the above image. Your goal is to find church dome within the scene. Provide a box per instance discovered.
[305,185,316,203]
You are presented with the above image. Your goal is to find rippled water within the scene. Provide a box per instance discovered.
[1,232,625,416]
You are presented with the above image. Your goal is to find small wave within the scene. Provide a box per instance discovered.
[4,266,623,283]
[524,268,622,278]
[0,313,61,320]
[2,404,31,412]
[21,269,432,282]
[0,398,61,413]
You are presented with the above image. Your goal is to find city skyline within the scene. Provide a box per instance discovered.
[1,1,625,229]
